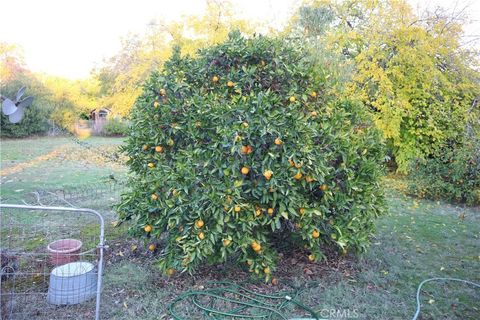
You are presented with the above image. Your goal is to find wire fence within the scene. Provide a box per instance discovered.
[0,180,125,320]
[0,204,105,320]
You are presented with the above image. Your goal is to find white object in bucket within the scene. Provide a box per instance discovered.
[48,261,97,305]
[52,262,94,277]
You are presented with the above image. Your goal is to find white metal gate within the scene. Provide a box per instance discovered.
[0,204,105,320]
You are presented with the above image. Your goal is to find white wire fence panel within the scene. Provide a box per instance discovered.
[0,205,105,320]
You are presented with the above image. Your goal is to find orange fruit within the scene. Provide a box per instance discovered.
[274,138,283,145]
[310,111,318,117]
[155,146,163,153]
[241,145,253,154]
[223,239,231,246]
[299,208,305,215]
[148,244,156,251]
[154,101,160,108]
[147,162,155,168]
[166,268,175,276]
[312,230,320,238]
[255,209,262,217]
[234,205,241,213]
[271,277,278,285]
[263,170,273,180]
[198,232,205,240]
[242,122,249,128]
[241,167,250,175]
[289,96,296,103]
[267,208,274,215]
[288,159,295,167]
[294,172,303,180]
[251,241,262,252]
[212,75,219,82]
[310,91,317,98]
[320,184,328,191]
[144,225,152,233]
[308,254,315,262]
[151,194,158,201]
[195,219,204,228]
[142,144,149,151]
[227,81,235,87]
[305,176,314,183]
[263,267,270,274]
[159,88,166,96]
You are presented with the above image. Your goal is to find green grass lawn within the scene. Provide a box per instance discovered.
[0,136,126,200]
[0,136,478,319]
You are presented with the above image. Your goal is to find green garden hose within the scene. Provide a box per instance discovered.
[412,277,480,320]
[168,278,480,320]
[168,281,322,319]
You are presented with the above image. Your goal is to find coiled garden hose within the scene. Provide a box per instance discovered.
[168,281,322,319]
[168,278,480,320]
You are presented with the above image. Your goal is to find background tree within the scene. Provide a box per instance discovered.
[95,0,254,117]
[295,0,480,172]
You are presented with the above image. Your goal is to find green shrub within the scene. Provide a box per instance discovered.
[102,117,129,136]
[117,32,386,279]
[0,101,49,138]
[408,143,480,206]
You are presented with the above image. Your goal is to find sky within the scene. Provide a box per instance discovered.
[1,0,478,79]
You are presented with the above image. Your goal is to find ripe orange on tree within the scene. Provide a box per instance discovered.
[312,230,320,238]
[212,75,219,83]
[144,225,152,233]
[241,167,250,175]
[274,138,283,145]
[155,146,163,153]
[148,244,156,251]
[251,241,262,252]
[195,219,204,228]
[294,172,303,180]
[263,170,273,180]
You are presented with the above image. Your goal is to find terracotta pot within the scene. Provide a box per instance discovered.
[47,239,82,266]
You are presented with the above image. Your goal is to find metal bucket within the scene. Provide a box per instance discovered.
[47,261,97,305]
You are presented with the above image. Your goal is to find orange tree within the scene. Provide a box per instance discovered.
[117,32,385,279]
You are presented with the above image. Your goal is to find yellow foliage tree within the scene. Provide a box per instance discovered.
[96,0,254,116]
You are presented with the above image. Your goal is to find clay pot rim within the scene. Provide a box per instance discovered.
[47,239,83,254]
